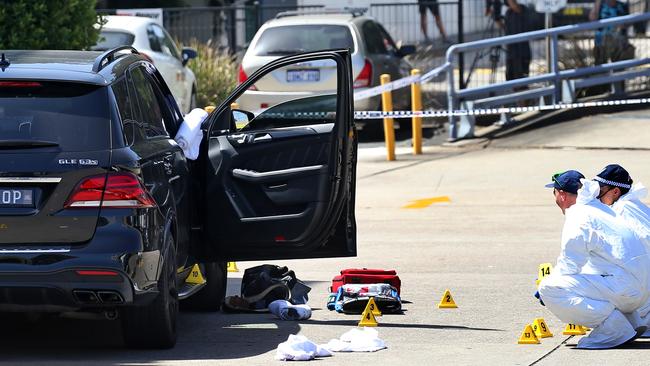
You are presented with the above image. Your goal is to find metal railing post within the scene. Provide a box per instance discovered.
[551,35,560,104]
[458,0,465,90]
[446,48,458,140]
[380,74,396,161]
[411,69,423,155]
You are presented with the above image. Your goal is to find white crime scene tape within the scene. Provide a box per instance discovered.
[353,98,650,119]
[353,62,450,101]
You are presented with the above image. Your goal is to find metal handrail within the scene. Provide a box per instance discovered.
[445,12,650,140]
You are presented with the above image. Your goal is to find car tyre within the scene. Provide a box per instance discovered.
[121,235,178,349]
[181,261,227,312]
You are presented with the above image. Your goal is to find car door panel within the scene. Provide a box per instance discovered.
[201,50,356,261]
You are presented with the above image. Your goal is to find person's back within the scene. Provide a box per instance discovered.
[613,184,650,246]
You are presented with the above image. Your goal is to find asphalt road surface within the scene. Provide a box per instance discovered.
[4,108,650,365]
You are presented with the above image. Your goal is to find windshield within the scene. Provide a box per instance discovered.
[253,25,355,56]
[0,82,111,151]
[92,30,135,51]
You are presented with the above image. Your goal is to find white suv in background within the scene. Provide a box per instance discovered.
[237,9,415,128]
[94,16,198,113]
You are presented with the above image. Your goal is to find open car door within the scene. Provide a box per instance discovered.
[201,50,356,261]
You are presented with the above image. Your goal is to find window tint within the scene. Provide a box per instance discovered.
[0,82,110,151]
[92,31,135,51]
[362,21,387,54]
[146,25,162,52]
[253,25,354,56]
[149,24,181,59]
[130,67,168,139]
[111,77,136,145]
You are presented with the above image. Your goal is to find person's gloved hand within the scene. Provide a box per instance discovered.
[534,291,545,306]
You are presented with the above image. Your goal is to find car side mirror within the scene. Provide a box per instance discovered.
[232,109,255,129]
[181,47,198,66]
[398,44,416,57]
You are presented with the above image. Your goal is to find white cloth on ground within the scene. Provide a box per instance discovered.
[274,334,332,361]
[538,179,650,349]
[269,300,312,320]
[322,327,387,352]
[174,108,208,160]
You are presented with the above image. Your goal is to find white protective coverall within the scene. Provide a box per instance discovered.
[611,183,650,332]
[539,180,650,349]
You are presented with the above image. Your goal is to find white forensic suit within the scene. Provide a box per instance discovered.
[611,183,650,333]
[539,180,650,349]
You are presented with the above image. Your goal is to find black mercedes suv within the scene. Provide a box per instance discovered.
[0,47,356,348]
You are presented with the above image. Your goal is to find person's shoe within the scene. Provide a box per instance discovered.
[576,309,637,349]
[624,311,647,341]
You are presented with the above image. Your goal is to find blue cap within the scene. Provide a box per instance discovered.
[545,170,585,194]
[594,164,632,189]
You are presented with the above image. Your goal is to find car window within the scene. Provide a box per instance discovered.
[130,66,169,139]
[253,25,354,56]
[233,58,338,132]
[0,82,111,151]
[146,25,163,53]
[111,76,136,145]
[92,31,135,51]
[361,21,387,54]
[377,24,398,54]
[150,24,181,59]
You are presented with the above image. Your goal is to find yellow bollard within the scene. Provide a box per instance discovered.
[230,102,240,110]
[380,74,396,161]
[410,69,423,155]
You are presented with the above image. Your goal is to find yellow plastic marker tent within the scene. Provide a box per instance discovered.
[536,262,553,286]
[186,264,206,285]
[437,289,458,308]
[227,262,239,272]
[366,297,382,317]
[532,318,553,338]
[518,324,541,344]
[563,324,586,335]
[358,302,379,327]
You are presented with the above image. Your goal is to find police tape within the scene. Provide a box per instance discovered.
[352,97,650,119]
[353,62,450,101]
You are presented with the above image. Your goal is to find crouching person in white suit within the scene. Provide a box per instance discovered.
[594,164,650,337]
[538,170,650,349]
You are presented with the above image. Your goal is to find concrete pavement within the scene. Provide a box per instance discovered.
[3,108,650,365]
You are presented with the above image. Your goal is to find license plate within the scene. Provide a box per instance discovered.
[286,69,320,82]
[0,189,34,207]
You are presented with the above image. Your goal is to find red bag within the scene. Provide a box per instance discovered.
[330,268,401,295]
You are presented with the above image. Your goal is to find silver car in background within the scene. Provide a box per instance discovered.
[237,9,415,129]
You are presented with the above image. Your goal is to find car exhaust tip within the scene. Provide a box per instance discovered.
[97,291,124,304]
[73,290,100,304]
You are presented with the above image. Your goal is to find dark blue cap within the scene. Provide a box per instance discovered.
[594,164,633,189]
[545,170,585,194]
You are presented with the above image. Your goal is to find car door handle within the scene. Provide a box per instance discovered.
[253,134,272,143]
[232,165,325,183]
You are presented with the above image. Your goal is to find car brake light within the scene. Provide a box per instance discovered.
[354,59,372,88]
[0,81,42,88]
[139,52,154,65]
[75,270,119,276]
[64,172,156,209]
[238,65,257,91]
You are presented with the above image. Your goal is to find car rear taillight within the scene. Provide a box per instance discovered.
[64,172,156,209]
[238,65,257,90]
[354,59,372,88]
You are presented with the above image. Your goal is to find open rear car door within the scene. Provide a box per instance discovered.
[200,49,356,261]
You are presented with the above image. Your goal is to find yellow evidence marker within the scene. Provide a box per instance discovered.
[536,262,553,286]
[186,264,206,285]
[532,318,553,338]
[518,324,541,344]
[358,304,378,327]
[366,297,382,317]
[227,262,239,272]
[437,289,458,308]
[563,324,587,335]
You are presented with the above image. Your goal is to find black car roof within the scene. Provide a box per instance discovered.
[0,49,143,85]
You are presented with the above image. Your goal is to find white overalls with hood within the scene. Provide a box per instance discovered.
[612,183,650,329]
[539,180,650,349]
